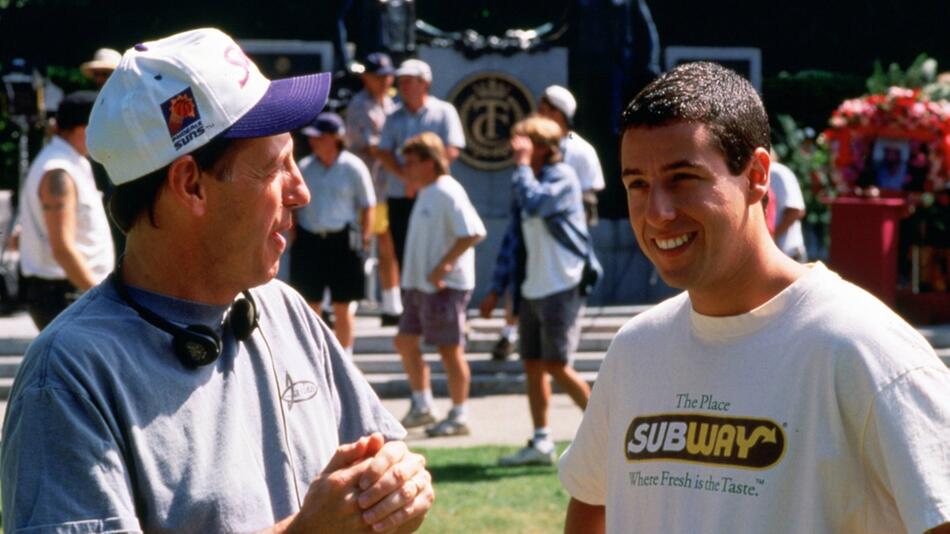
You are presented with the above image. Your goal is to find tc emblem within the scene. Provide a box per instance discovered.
[448,72,534,171]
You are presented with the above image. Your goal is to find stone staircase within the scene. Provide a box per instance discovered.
[0,306,948,400]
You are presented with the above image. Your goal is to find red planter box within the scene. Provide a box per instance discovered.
[828,197,908,307]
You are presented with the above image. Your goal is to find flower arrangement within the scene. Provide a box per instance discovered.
[823,86,950,193]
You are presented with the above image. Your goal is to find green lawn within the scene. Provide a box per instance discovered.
[417,443,571,534]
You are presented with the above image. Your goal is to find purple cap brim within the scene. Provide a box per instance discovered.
[222,72,331,139]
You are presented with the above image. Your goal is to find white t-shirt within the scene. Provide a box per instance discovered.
[770,162,806,257]
[19,136,114,281]
[559,263,950,534]
[401,175,485,293]
[563,132,605,192]
[520,216,584,299]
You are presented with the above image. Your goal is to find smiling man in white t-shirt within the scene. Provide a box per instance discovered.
[559,62,950,534]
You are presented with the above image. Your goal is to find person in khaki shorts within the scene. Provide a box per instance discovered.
[394,132,486,437]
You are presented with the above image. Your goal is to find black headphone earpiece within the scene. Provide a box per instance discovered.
[230,293,259,341]
[174,324,223,367]
[111,272,259,368]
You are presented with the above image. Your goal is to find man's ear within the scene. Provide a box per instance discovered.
[746,147,771,205]
[165,155,206,217]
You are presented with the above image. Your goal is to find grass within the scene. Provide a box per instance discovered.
[416,443,571,534]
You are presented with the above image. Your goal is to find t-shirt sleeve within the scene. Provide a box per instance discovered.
[581,141,605,192]
[558,348,613,506]
[448,190,486,239]
[1,385,143,533]
[378,112,399,152]
[863,366,950,534]
[444,105,466,149]
[350,157,376,208]
[772,166,805,211]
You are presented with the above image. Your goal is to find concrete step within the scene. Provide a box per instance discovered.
[352,351,604,375]
[0,355,22,378]
[466,315,630,334]
[354,330,614,354]
[367,371,599,399]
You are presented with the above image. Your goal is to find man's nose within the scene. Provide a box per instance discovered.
[645,186,676,226]
[284,160,310,208]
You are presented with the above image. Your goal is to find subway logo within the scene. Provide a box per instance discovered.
[624,413,786,469]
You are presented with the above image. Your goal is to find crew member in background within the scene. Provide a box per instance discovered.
[769,155,807,261]
[538,84,605,226]
[345,52,399,323]
[80,48,121,89]
[394,132,485,436]
[18,91,114,329]
[376,58,466,325]
[293,112,376,356]
[497,116,593,467]
[487,84,607,361]
[81,46,126,257]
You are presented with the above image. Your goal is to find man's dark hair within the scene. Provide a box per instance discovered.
[621,62,770,175]
[56,91,97,131]
[108,134,236,234]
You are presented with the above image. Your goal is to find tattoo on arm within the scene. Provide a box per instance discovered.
[41,169,71,212]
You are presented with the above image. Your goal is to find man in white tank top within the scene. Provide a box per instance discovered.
[19,91,114,328]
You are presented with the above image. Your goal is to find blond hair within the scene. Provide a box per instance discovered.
[401,131,449,175]
[512,115,564,163]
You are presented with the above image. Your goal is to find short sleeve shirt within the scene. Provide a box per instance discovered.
[562,131,605,192]
[401,175,485,292]
[378,96,466,199]
[295,150,376,233]
[1,278,404,533]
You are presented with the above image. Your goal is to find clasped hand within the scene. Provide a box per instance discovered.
[289,433,433,533]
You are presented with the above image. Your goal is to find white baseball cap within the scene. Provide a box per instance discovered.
[394,59,432,83]
[88,28,331,185]
[542,85,577,122]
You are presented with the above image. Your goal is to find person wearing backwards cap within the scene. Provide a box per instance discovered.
[538,85,605,226]
[1,28,432,534]
[375,58,466,328]
[17,90,115,330]
[293,112,376,357]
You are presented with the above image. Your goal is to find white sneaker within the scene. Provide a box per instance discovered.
[498,440,556,466]
[425,417,471,437]
[401,406,438,428]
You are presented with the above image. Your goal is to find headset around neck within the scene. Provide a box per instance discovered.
[110,271,259,368]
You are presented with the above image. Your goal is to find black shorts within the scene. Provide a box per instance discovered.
[387,197,415,269]
[290,228,365,303]
[22,276,80,330]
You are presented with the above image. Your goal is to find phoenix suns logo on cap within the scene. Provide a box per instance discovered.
[624,413,786,469]
[160,87,206,150]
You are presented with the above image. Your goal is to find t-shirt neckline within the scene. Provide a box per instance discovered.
[688,262,829,342]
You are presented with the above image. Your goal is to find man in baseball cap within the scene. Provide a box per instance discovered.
[538,85,605,226]
[2,28,432,533]
[376,57,465,330]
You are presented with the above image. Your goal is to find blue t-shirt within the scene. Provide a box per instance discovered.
[295,150,376,234]
[1,278,404,533]
[378,96,466,199]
